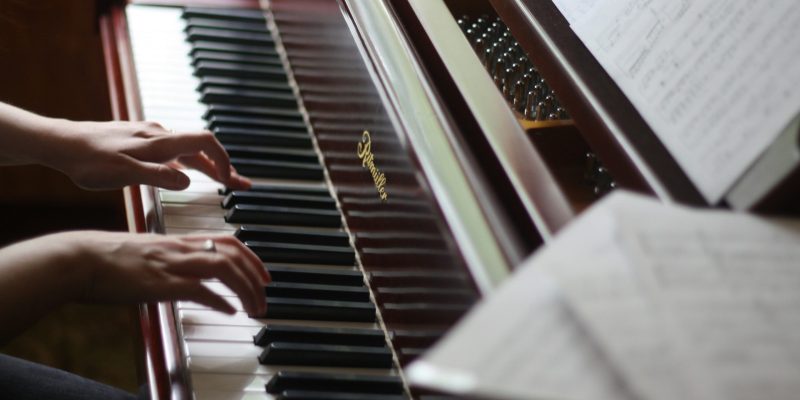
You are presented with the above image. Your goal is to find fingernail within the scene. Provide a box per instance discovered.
[175,173,190,189]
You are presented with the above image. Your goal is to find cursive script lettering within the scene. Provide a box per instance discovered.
[357,131,388,201]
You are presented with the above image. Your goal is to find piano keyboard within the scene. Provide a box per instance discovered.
[127,5,406,400]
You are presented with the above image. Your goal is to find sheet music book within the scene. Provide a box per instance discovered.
[407,190,800,400]
[551,0,800,203]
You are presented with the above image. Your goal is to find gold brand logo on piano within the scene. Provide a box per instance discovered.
[357,130,388,202]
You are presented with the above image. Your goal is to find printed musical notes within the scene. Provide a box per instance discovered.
[554,0,800,203]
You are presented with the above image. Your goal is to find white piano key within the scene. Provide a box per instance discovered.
[186,341,261,359]
[195,390,274,400]
[188,355,395,377]
[128,6,204,128]
[194,389,274,400]
[164,214,239,230]
[190,372,271,393]
[180,310,265,328]
[173,180,225,193]
[160,191,223,206]
[162,204,226,217]
[178,309,378,331]
[166,227,237,236]
[182,324,261,342]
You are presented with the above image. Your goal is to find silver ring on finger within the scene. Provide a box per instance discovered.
[202,239,217,253]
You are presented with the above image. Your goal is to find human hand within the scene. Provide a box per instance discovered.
[41,120,251,191]
[66,231,269,316]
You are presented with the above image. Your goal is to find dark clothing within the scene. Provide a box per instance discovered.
[0,353,142,400]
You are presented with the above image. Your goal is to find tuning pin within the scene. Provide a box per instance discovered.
[496,36,508,49]
[584,153,599,182]
[493,57,506,80]
[474,38,486,55]
[503,68,515,98]
[594,167,613,195]
[532,84,543,103]
[516,55,528,69]
[491,20,503,33]
[513,80,526,111]
[557,107,568,119]
[507,63,519,85]
[521,73,532,92]
[485,26,497,41]
[525,92,536,119]
[536,101,546,121]
[465,28,476,41]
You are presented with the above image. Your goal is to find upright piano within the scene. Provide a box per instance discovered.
[97,0,798,399]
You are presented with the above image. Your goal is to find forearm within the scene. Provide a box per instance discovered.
[0,102,69,166]
[0,234,88,342]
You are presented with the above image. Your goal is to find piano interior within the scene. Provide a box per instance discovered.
[91,0,792,399]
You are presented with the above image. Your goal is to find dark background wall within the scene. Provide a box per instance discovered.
[0,0,138,392]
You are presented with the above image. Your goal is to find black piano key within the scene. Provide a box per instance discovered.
[277,391,407,400]
[374,287,476,304]
[416,397,461,400]
[369,270,469,288]
[220,183,330,196]
[209,115,306,131]
[201,102,303,121]
[191,50,281,68]
[190,40,277,57]
[390,330,445,348]
[396,346,425,365]
[230,158,324,180]
[183,17,269,33]
[225,145,319,164]
[199,76,292,94]
[194,61,287,81]
[183,7,267,23]
[235,226,348,247]
[223,191,335,210]
[380,303,471,325]
[186,27,274,46]
[202,87,296,107]
[265,298,375,322]
[267,265,364,287]
[259,342,393,368]
[213,127,312,148]
[254,325,385,347]
[226,205,340,227]
[266,282,369,302]
[266,372,404,394]
[246,241,354,265]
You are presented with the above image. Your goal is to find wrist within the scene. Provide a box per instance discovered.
[39,231,97,302]
[30,117,84,171]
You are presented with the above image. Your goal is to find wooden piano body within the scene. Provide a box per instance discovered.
[99,0,800,398]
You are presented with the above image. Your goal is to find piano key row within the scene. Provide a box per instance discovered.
[178,7,411,399]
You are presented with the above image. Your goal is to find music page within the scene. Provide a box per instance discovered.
[542,192,800,400]
[405,257,632,400]
[554,0,800,203]
[409,191,800,400]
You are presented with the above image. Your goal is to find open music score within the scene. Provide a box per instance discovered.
[554,0,800,204]
[409,190,800,400]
